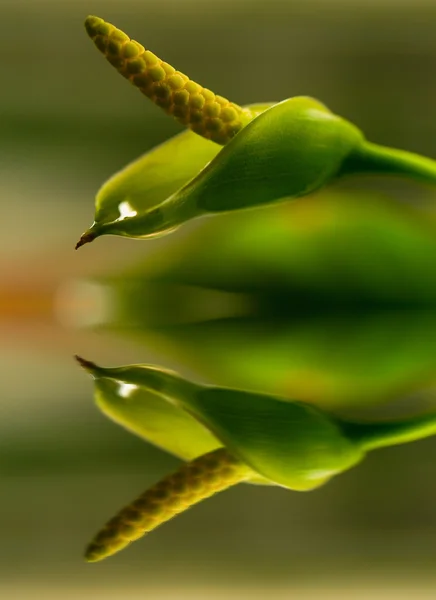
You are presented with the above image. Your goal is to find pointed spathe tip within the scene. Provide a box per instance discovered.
[74,355,99,374]
[75,231,96,250]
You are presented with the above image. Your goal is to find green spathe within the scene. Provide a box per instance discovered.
[78,356,436,491]
[77,15,436,247]
[78,356,436,560]
[77,96,436,246]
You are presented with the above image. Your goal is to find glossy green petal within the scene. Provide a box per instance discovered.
[78,358,436,492]
[172,97,362,214]
[78,98,363,243]
[79,13,436,246]
[77,358,220,461]
[78,95,436,245]
[77,357,270,485]
[76,358,362,490]
[174,386,363,491]
[93,130,220,226]
[77,103,272,245]
[78,357,436,561]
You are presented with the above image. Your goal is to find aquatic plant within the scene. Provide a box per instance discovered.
[77,356,436,562]
[76,16,436,248]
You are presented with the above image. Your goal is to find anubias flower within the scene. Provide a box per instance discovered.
[76,16,436,249]
[77,356,436,562]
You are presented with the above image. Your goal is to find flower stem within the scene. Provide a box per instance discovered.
[341,412,436,453]
[340,141,436,185]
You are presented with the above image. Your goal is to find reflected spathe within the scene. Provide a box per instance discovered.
[77,356,436,561]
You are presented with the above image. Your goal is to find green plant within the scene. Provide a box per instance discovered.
[75,15,436,566]
[77,356,436,562]
[76,16,436,249]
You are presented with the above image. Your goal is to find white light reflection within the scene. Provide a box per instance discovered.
[117,382,138,399]
[117,201,137,221]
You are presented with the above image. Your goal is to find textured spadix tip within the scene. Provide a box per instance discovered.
[84,543,108,563]
[84,15,105,38]
[81,14,254,145]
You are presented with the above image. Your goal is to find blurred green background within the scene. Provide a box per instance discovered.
[2,0,436,598]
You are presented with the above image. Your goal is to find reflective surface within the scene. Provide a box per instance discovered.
[3,0,436,598]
